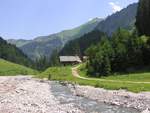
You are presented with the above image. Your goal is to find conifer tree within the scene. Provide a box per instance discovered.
[136,0,150,36]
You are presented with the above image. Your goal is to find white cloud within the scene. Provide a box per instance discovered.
[109,2,122,13]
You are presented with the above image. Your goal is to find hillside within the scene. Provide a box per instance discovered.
[60,3,138,57]
[7,39,31,47]
[0,59,37,75]
[8,18,102,60]
[96,3,138,35]
[7,3,138,60]
[0,37,33,66]
[60,30,105,56]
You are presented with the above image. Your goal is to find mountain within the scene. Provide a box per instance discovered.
[60,30,105,56]
[8,18,103,60]
[8,3,138,60]
[60,3,138,57]
[7,39,31,47]
[0,37,33,66]
[96,3,138,35]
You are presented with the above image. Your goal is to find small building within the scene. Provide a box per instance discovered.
[59,56,82,65]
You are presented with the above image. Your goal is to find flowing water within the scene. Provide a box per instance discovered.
[50,82,140,113]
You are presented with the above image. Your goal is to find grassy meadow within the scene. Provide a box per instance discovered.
[0,58,150,93]
[38,65,150,93]
[0,59,37,76]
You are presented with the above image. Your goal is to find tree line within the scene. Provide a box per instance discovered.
[86,29,150,76]
[0,37,33,67]
[34,49,60,71]
[60,30,105,58]
[86,0,150,77]
[0,36,61,71]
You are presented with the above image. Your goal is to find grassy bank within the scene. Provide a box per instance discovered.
[39,66,74,81]
[79,63,150,82]
[79,64,150,92]
[39,65,150,92]
[0,59,37,76]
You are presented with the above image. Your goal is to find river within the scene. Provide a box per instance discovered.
[50,82,140,113]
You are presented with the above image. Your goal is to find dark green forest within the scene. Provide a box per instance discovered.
[86,0,150,77]
[0,37,33,67]
[136,0,150,36]
[60,30,105,57]
[35,49,60,71]
[0,37,60,71]
[86,29,150,76]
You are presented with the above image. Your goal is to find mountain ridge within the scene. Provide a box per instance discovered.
[60,3,138,57]
[96,3,138,35]
[8,18,103,60]
[7,3,138,60]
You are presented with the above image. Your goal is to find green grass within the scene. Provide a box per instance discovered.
[39,66,74,81]
[78,63,150,92]
[102,73,150,82]
[39,65,150,93]
[0,59,37,76]
[79,63,150,82]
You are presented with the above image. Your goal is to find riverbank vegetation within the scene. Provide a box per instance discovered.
[38,66,150,93]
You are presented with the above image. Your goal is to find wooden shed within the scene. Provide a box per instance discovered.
[59,56,82,65]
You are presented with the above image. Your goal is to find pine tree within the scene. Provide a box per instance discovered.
[49,49,60,66]
[136,0,150,36]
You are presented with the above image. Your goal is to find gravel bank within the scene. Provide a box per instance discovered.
[69,84,150,112]
[0,76,83,113]
[0,76,149,113]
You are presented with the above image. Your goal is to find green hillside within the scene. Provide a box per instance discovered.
[0,59,37,76]
[0,37,33,67]
[7,18,103,60]
[60,30,105,56]
[7,3,138,60]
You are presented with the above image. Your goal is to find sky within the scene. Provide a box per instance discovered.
[0,0,138,40]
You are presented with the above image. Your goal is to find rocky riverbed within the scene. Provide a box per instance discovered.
[0,76,83,113]
[0,76,149,113]
[68,84,150,112]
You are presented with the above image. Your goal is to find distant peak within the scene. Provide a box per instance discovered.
[88,17,103,22]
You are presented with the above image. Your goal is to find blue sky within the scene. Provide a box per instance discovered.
[0,0,138,40]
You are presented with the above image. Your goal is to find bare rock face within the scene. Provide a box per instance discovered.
[0,76,84,113]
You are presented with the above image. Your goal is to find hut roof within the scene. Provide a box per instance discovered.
[59,56,82,63]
